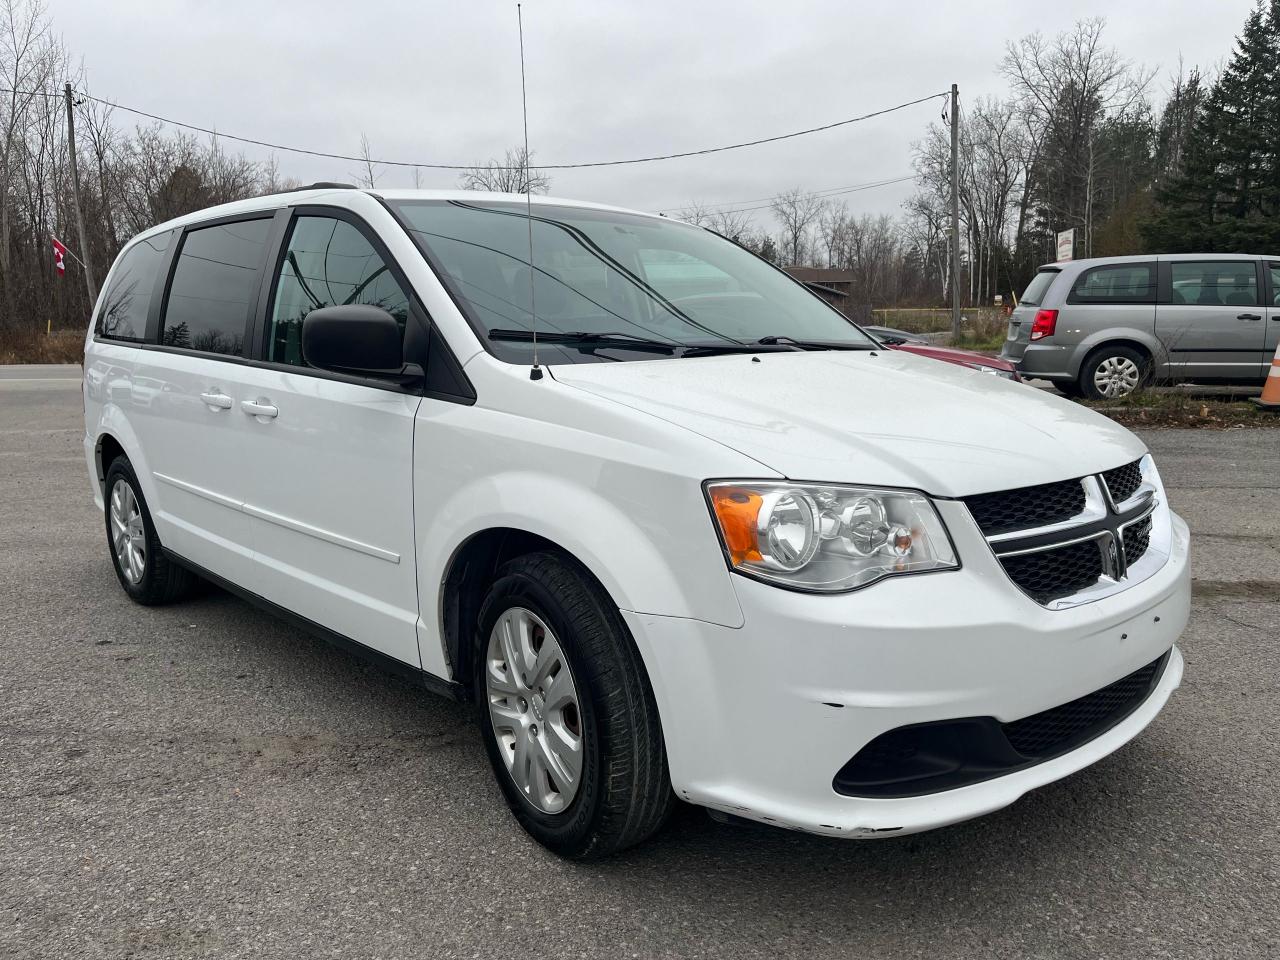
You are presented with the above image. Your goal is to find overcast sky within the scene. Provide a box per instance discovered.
[58,0,1256,229]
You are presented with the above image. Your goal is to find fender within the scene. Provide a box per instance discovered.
[1068,327,1167,378]
[415,469,746,679]
[93,407,159,509]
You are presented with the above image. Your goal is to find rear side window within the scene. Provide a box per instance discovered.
[1018,270,1058,306]
[1269,263,1280,306]
[1068,263,1155,304]
[1168,261,1257,306]
[161,219,272,356]
[266,216,409,367]
[94,232,171,341]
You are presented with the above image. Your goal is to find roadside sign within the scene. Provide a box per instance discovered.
[1056,228,1075,262]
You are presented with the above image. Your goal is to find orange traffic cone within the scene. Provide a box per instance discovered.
[1253,339,1280,411]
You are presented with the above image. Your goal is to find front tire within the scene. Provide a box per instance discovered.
[104,456,195,605]
[475,552,673,859]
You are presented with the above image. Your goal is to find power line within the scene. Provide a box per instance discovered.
[677,175,914,211]
[0,83,946,171]
[671,175,919,216]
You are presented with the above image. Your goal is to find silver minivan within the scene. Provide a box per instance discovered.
[1001,254,1280,398]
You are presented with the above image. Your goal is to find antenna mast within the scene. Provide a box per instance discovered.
[518,3,542,380]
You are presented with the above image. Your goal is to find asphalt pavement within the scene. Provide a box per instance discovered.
[2,372,1278,959]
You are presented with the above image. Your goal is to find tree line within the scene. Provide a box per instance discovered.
[684,5,1280,312]
[0,0,554,337]
[2,0,1277,336]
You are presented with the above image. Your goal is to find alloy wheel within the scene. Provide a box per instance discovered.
[109,478,146,584]
[1093,356,1141,398]
[485,606,584,814]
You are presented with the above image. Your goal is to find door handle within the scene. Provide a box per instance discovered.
[240,399,279,419]
[1237,313,1262,321]
[199,391,233,410]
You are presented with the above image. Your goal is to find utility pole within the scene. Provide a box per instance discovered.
[949,82,961,339]
[64,82,97,305]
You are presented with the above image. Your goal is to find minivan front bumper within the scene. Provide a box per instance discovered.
[623,508,1190,838]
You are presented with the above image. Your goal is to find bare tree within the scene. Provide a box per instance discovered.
[259,153,301,196]
[458,146,550,194]
[770,188,825,266]
[0,0,57,329]
[676,201,757,245]
[818,201,851,267]
[351,133,381,189]
[1001,17,1154,257]
[675,200,711,226]
[706,207,755,244]
[903,192,951,299]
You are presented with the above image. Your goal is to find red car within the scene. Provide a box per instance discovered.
[863,325,1022,381]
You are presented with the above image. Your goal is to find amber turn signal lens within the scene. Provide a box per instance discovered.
[709,486,763,564]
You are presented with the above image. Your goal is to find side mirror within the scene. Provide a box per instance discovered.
[301,305,404,376]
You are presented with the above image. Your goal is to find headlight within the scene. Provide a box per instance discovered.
[705,481,958,592]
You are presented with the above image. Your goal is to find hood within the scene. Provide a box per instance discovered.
[550,349,1145,498]
[892,342,1017,371]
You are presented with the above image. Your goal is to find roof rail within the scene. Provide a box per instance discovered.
[283,181,359,193]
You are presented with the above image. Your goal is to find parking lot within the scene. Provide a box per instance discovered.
[2,368,1278,959]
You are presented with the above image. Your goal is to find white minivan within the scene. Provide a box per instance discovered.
[84,186,1190,858]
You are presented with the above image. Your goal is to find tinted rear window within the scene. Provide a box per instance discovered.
[1019,270,1058,306]
[1169,261,1257,306]
[161,219,272,356]
[94,232,171,341]
[1068,263,1156,304]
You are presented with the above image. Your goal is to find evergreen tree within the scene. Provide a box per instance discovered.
[1143,2,1280,251]
[1152,68,1205,187]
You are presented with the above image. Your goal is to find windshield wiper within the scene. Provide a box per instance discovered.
[755,335,877,351]
[488,329,679,354]
[678,342,797,357]
[487,328,866,359]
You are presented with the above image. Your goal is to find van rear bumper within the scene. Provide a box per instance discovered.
[1004,342,1078,382]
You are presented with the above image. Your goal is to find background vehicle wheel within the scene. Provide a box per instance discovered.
[1078,345,1150,400]
[104,456,195,605]
[1054,381,1085,399]
[475,551,674,859]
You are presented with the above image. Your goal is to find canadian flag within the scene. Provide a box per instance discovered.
[51,237,67,276]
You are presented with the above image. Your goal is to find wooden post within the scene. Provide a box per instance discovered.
[949,83,961,340]
[64,82,97,308]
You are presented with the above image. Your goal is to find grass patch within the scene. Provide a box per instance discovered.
[950,331,1007,352]
[0,328,84,364]
[1083,389,1275,428]
[869,309,1010,355]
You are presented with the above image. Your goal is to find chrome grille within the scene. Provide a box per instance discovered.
[999,538,1105,605]
[963,479,1086,535]
[965,456,1164,609]
[1103,460,1144,504]
[1122,515,1153,565]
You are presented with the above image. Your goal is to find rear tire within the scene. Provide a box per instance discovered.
[1078,345,1151,400]
[1055,381,1085,399]
[104,456,195,605]
[474,551,674,859]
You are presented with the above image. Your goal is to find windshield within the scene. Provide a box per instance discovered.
[390,199,875,364]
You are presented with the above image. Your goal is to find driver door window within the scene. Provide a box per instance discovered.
[268,216,409,367]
